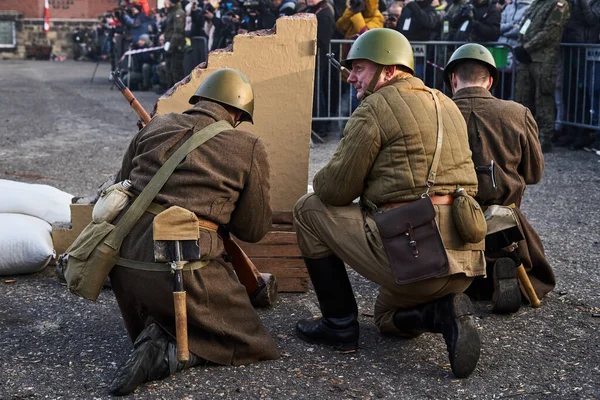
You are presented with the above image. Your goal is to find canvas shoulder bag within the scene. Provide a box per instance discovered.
[61,120,232,301]
[373,88,449,285]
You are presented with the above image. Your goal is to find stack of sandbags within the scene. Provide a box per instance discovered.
[0,179,73,275]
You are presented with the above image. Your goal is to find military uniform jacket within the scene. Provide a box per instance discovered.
[314,76,485,278]
[453,86,555,298]
[519,0,570,62]
[164,2,186,53]
[110,101,280,366]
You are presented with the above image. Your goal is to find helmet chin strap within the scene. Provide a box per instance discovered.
[362,65,385,99]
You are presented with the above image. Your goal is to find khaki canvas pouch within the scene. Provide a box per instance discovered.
[374,197,449,285]
[451,191,487,243]
[63,221,119,301]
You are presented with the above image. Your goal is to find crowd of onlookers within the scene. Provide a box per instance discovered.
[73,0,599,152]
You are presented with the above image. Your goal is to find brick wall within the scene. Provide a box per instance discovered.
[0,0,158,19]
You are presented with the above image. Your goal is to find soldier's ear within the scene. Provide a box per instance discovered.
[485,76,493,91]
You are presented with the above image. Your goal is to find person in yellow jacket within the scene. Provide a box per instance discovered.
[336,0,384,41]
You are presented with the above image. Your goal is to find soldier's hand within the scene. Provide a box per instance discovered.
[461,3,474,20]
[513,46,532,64]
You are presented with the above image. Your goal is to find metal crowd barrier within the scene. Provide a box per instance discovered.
[556,43,600,132]
[313,40,516,126]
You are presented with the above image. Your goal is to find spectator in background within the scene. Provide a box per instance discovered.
[396,0,442,41]
[440,0,468,40]
[451,0,501,42]
[498,0,531,48]
[307,0,336,135]
[383,1,403,28]
[554,0,600,150]
[152,34,168,93]
[122,4,156,43]
[513,0,570,153]
[164,0,187,88]
[122,34,155,91]
[335,0,384,44]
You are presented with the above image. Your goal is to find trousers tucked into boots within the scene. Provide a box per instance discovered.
[393,293,481,378]
[296,254,359,350]
[110,323,205,396]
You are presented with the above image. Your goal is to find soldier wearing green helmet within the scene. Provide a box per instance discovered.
[447,43,553,314]
[293,28,485,379]
[108,68,280,396]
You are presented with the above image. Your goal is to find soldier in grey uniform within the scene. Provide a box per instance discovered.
[513,0,570,153]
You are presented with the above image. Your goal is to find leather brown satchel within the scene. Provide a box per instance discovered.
[373,88,449,285]
[374,197,449,284]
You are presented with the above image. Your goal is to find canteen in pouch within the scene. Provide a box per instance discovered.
[374,197,449,285]
[451,189,487,244]
[92,180,133,224]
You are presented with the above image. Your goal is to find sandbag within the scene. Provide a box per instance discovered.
[0,214,55,275]
[0,179,73,224]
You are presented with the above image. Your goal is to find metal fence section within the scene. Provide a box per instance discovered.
[313,40,516,126]
[556,43,600,132]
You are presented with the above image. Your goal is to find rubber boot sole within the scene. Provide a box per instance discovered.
[491,258,521,314]
[448,293,481,379]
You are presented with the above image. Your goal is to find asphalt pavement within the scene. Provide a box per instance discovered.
[0,60,599,400]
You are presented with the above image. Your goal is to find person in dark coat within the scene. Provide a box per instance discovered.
[307,0,336,134]
[445,44,555,312]
[451,0,501,42]
[108,68,280,396]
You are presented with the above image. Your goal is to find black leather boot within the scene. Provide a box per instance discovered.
[491,258,521,314]
[109,323,205,396]
[296,255,359,351]
[393,293,481,378]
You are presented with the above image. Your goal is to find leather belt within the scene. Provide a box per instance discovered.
[380,194,455,209]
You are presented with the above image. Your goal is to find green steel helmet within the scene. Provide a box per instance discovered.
[444,43,499,89]
[341,28,415,75]
[189,68,255,123]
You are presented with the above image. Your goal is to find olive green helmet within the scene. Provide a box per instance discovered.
[189,68,255,123]
[444,43,499,89]
[341,28,415,75]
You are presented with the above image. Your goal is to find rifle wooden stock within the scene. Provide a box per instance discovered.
[110,71,152,125]
[219,227,262,296]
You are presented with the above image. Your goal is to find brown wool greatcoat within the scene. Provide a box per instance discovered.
[453,86,555,299]
[109,101,280,366]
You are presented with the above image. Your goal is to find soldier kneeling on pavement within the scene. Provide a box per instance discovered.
[293,28,485,378]
[445,43,555,313]
[108,68,280,396]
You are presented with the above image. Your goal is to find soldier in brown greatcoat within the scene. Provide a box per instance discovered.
[294,29,485,379]
[445,44,555,312]
[108,69,280,396]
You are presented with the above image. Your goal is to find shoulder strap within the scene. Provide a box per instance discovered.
[106,119,232,248]
[423,87,444,197]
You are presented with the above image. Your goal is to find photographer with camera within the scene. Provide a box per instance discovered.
[121,3,156,43]
[450,0,501,42]
[395,0,442,41]
[241,0,294,32]
[335,0,384,42]
[383,1,403,28]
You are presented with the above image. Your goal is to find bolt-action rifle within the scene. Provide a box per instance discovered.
[110,70,152,128]
[326,53,350,81]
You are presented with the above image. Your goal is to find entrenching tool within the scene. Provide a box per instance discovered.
[153,206,202,362]
[484,205,541,308]
[476,160,497,190]
[218,226,278,308]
